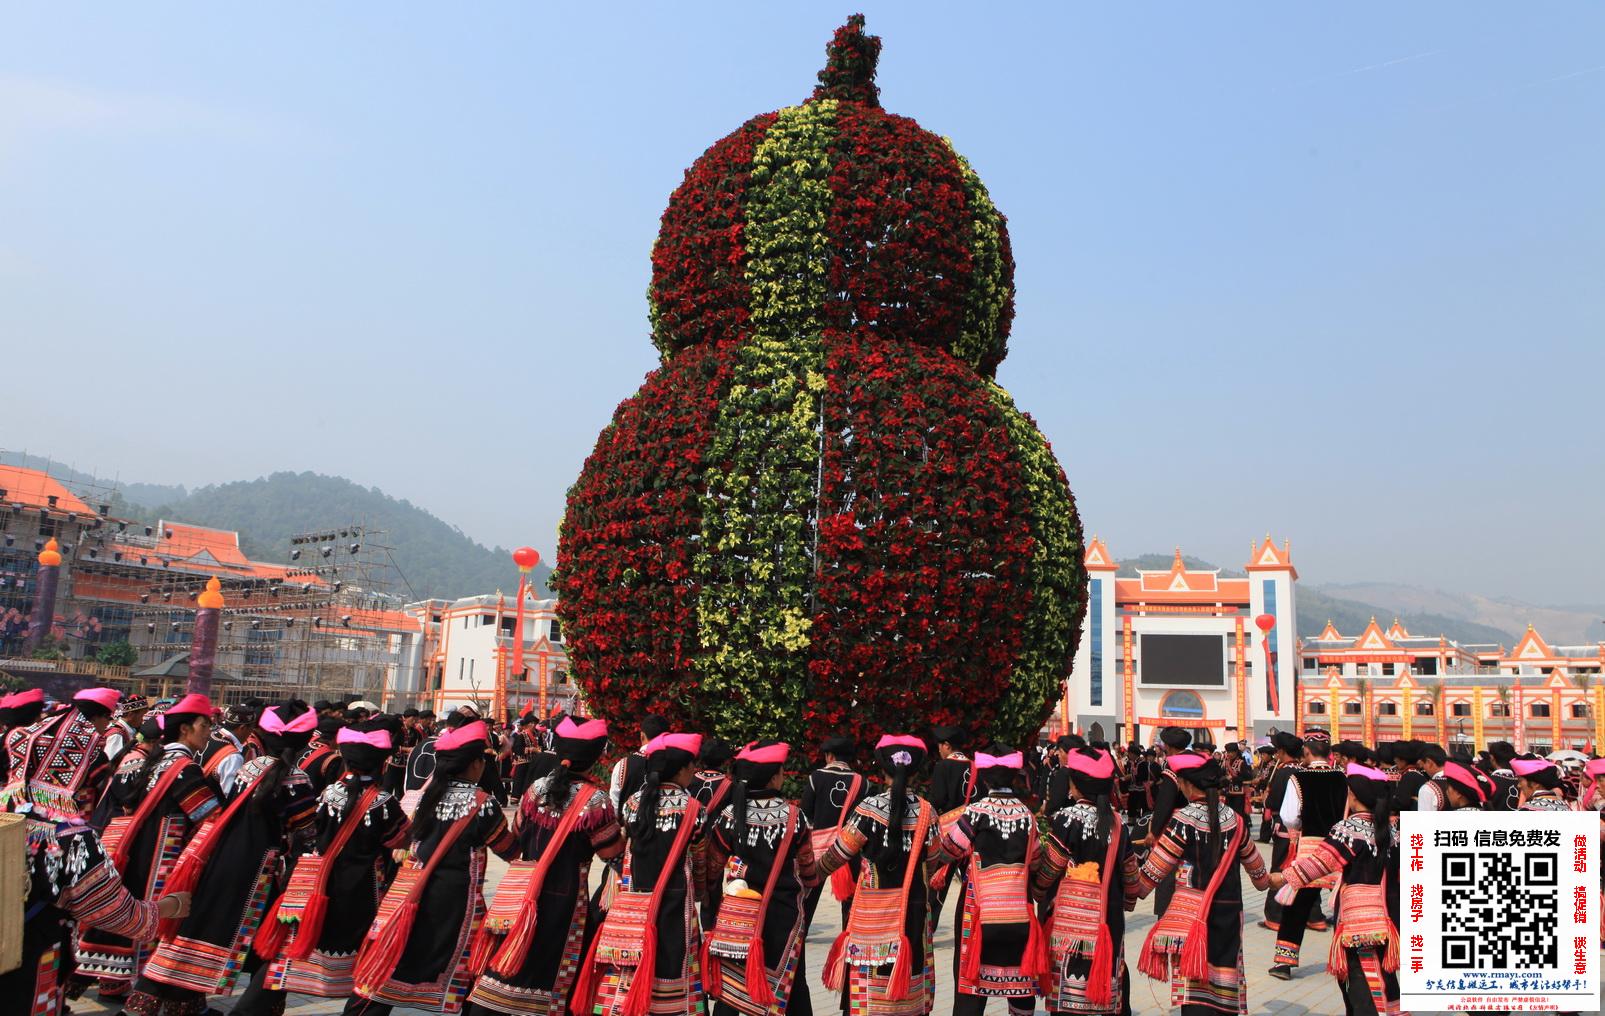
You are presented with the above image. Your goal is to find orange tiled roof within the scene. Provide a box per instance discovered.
[0,465,95,516]
[105,519,326,585]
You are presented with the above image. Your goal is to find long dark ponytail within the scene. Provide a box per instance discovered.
[630,746,694,842]
[412,746,480,845]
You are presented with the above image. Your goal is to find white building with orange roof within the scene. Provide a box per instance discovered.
[0,464,116,652]
[1,464,427,702]
[1298,621,1605,753]
[400,591,579,721]
[1060,535,1299,746]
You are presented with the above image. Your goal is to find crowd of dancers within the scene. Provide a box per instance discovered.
[3,684,1603,1016]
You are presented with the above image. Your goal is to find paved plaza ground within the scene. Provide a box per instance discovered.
[76,840,1350,1016]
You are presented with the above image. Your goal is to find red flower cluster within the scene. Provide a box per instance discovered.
[554,342,734,750]
[805,332,1035,746]
[649,114,777,358]
[821,105,975,355]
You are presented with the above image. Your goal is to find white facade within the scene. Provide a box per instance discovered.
[1060,536,1299,746]
[396,592,581,719]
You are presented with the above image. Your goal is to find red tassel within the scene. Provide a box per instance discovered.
[1086,924,1113,1006]
[1327,931,1348,980]
[744,936,773,1005]
[621,925,658,1016]
[353,900,417,995]
[830,863,856,902]
[701,937,720,1000]
[252,899,290,960]
[287,893,329,961]
[1176,918,1208,981]
[959,912,982,986]
[821,929,849,992]
[570,929,605,1016]
[1384,921,1400,973]
[467,926,497,978]
[886,933,912,1001]
[1136,925,1169,982]
[1021,912,1049,979]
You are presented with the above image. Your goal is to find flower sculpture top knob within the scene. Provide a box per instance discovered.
[647,14,1016,376]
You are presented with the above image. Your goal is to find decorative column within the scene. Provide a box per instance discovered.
[1592,685,1605,750]
[511,547,541,718]
[23,538,63,654]
[1328,676,1341,740]
[1121,617,1135,741]
[1436,688,1446,748]
[1513,680,1526,752]
[1256,613,1279,714]
[1472,686,1485,752]
[1551,679,1563,749]
[188,577,223,696]
[1401,683,1414,740]
[1362,680,1374,747]
[1234,617,1247,741]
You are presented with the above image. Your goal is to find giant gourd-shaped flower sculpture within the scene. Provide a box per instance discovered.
[554,15,1086,752]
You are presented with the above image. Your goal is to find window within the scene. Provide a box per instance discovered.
[1089,580,1102,707]
[1415,701,1434,716]
[1378,701,1398,715]
[549,619,562,643]
[501,617,517,635]
[1531,702,1550,718]
[1343,700,1362,715]
[1308,700,1326,714]
[1451,702,1472,717]
[1572,703,1589,719]
[554,668,568,685]
[1383,663,1395,676]
[1159,690,1204,718]
[1302,657,1317,671]
[1490,703,1510,717]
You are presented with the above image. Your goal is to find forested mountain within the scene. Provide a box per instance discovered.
[134,472,552,601]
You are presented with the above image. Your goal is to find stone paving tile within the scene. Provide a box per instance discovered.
[74,841,1349,1015]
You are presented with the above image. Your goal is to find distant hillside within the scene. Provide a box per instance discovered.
[1117,553,1245,578]
[135,472,552,602]
[1315,581,1603,646]
[1118,554,1518,647]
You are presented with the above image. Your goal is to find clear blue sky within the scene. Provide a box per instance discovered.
[2,4,1601,605]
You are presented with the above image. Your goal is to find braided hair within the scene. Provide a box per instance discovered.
[254,699,314,804]
[544,720,609,812]
[1175,758,1227,888]
[728,739,786,850]
[870,738,929,877]
[630,745,696,842]
[1065,747,1115,843]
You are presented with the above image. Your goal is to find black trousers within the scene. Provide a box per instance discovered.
[954,992,1034,1016]
[229,961,287,1016]
[1273,885,1322,966]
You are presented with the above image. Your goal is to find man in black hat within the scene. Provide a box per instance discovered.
[1137,725,1194,916]
[1259,730,1305,931]
[1414,742,1450,810]
[928,725,976,936]
[383,707,420,794]
[800,735,866,927]
[1042,732,1085,815]
[1268,729,1345,978]
[1484,740,1520,810]
[1222,741,1249,818]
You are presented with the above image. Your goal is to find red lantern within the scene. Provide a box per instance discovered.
[1255,613,1276,633]
[512,546,541,573]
